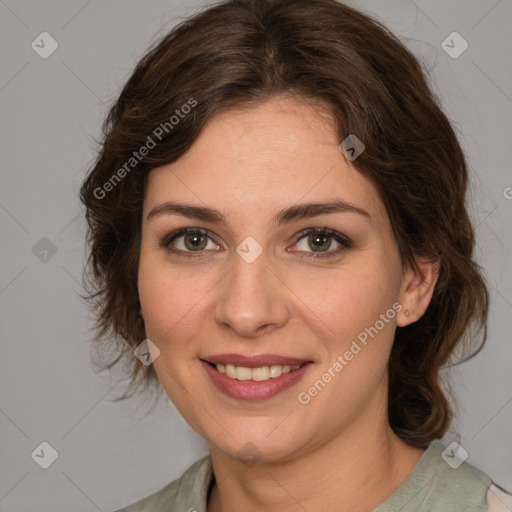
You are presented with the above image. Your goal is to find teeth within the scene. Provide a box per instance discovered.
[252,366,270,381]
[226,364,236,379]
[215,363,304,381]
[236,366,252,380]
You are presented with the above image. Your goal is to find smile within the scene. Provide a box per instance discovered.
[209,362,306,381]
[200,356,314,400]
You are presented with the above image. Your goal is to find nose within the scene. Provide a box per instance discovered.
[212,249,290,338]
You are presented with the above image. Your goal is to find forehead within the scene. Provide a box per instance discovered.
[143,96,386,227]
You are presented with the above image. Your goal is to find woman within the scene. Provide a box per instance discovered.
[79,0,511,510]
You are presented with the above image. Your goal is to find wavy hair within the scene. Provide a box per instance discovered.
[79,0,488,448]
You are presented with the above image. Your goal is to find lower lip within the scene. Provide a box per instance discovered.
[200,360,313,400]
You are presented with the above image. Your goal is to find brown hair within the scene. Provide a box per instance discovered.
[80,0,488,448]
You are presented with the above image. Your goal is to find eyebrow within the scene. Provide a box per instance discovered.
[146,198,371,227]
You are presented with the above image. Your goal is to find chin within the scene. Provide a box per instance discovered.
[206,422,312,466]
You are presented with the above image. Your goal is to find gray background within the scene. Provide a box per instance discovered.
[0,0,511,510]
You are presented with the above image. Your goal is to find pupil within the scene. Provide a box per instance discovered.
[185,233,207,250]
[309,234,331,252]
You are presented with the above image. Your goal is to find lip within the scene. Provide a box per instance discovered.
[201,353,311,368]
[200,359,314,400]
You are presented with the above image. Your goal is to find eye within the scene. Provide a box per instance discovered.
[161,228,220,256]
[160,226,352,259]
[291,228,352,258]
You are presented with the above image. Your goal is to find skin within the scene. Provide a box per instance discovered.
[137,95,439,511]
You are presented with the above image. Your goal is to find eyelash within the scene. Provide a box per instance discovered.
[160,227,353,260]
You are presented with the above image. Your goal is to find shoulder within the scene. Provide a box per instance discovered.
[416,440,493,511]
[431,442,512,512]
[376,440,510,512]
[113,454,213,512]
[423,440,512,512]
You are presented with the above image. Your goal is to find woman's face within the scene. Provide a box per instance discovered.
[138,95,425,463]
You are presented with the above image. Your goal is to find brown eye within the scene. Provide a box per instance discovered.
[162,228,220,255]
[306,233,332,252]
[293,228,352,258]
[182,232,208,251]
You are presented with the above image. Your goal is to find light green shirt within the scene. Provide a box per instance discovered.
[114,439,512,511]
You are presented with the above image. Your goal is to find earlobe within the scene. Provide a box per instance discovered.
[397,256,440,327]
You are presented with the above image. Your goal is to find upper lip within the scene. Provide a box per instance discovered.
[201,353,312,368]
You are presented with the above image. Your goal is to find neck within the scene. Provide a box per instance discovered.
[206,387,425,512]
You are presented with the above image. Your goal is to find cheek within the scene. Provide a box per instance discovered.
[287,258,400,408]
[291,269,398,416]
[290,257,399,343]
[137,248,223,365]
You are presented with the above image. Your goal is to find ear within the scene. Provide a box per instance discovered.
[396,256,440,327]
